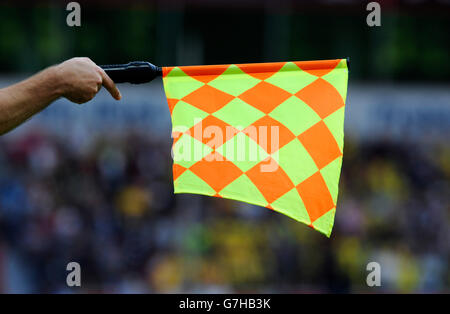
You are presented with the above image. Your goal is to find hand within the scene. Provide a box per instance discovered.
[55,57,121,104]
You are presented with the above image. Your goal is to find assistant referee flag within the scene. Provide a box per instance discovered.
[162,59,349,236]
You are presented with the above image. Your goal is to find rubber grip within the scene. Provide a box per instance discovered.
[100,61,162,84]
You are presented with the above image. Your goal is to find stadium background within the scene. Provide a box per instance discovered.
[0,0,448,293]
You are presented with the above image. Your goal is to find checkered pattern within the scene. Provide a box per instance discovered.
[162,59,348,237]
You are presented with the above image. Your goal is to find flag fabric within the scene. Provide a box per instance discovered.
[162,59,349,236]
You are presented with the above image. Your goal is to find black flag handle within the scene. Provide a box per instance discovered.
[100,61,162,84]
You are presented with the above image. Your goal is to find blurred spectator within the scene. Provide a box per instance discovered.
[0,130,448,293]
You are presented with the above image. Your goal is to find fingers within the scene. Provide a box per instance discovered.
[97,67,121,100]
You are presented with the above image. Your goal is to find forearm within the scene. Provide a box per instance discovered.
[0,57,120,135]
[0,66,63,135]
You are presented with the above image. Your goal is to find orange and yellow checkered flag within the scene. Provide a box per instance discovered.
[162,59,348,236]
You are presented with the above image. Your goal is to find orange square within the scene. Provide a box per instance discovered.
[166,98,179,114]
[243,115,296,154]
[183,85,234,114]
[189,152,243,192]
[173,164,187,181]
[189,115,239,149]
[294,59,341,77]
[245,157,295,204]
[180,64,228,83]
[295,78,344,119]
[239,81,291,114]
[296,172,334,223]
[237,62,286,80]
[298,121,342,169]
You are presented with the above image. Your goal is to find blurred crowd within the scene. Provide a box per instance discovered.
[0,129,448,293]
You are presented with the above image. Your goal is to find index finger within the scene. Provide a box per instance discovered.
[98,67,121,100]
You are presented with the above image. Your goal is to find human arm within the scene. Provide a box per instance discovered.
[0,57,121,135]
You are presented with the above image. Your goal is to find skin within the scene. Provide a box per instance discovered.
[0,57,121,135]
